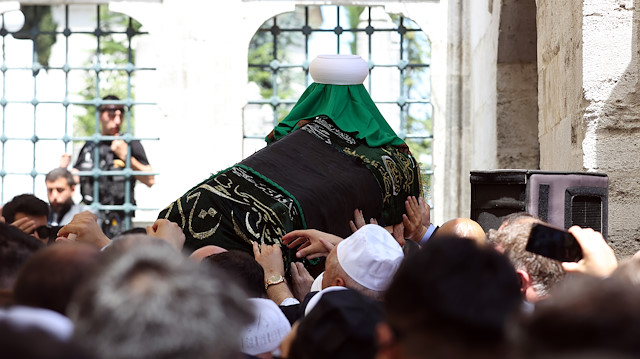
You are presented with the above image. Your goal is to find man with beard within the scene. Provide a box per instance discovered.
[45,168,87,226]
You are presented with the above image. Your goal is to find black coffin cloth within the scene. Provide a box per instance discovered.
[159,116,421,268]
[241,119,383,239]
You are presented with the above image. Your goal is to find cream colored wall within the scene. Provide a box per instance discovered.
[537,0,640,256]
[536,0,584,172]
[581,0,640,255]
[496,0,539,170]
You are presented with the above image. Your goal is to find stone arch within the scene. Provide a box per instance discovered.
[496,0,539,169]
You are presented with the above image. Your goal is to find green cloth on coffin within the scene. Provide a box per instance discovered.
[267,83,406,148]
[158,165,304,269]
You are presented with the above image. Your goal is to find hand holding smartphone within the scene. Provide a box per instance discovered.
[526,223,583,262]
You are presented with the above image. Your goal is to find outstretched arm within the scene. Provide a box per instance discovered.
[281,229,343,260]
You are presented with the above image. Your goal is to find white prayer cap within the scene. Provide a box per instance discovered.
[0,305,74,341]
[304,285,348,317]
[336,224,404,291]
[309,54,369,85]
[240,298,291,356]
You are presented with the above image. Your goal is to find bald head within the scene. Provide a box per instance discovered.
[433,218,487,245]
[189,245,228,262]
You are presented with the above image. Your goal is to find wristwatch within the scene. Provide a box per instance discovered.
[265,274,285,290]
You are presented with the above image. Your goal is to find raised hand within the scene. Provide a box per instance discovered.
[290,262,314,302]
[403,196,427,242]
[418,196,431,227]
[56,211,111,249]
[146,219,186,250]
[348,208,378,233]
[561,226,617,278]
[281,229,343,259]
[11,216,37,235]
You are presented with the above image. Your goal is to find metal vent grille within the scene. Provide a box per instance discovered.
[571,195,602,232]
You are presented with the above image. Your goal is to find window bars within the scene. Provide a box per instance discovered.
[0,5,157,230]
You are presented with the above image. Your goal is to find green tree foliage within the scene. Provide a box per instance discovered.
[14,6,57,67]
[346,6,365,54]
[248,7,308,120]
[75,6,142,137]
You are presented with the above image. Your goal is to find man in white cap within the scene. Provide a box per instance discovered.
[241,298,292,358]
[254,224,404,322]
[321,224,404,300]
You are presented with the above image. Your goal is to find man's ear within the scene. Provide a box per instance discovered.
[333,276,346,287]
[516,269,532,294]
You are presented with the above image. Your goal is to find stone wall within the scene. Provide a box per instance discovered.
[429,0,502,222]
[537,0,640,256]
[537,0,585,173]
[496,0,539,169]
[581,0,640,256]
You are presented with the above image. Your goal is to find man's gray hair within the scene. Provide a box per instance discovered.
[488,221,564,297]
[68,238,252,359]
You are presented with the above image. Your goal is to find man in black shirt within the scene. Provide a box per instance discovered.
[73,95,154,237]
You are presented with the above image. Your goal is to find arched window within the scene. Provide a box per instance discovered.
[245,5,433,198]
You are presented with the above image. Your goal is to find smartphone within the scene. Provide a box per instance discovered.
[526,223,583,262]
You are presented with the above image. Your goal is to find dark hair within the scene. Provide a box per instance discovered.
[205,250,266,298]
[0,222,44,291]
[45,168,76,187]
[14,243,100,315]
[289,289,382,359]
[2,194,49,224]
[0,320,90,359]
[384,235,521,357]
[511,275,640,358]
[98,95,124,112]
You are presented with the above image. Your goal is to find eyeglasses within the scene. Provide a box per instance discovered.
[31,225,61,240]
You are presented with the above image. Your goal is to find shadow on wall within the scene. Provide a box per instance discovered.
[591,0,640,253]
[496,0,539,170]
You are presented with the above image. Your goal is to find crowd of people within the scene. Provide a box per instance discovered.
[0,171,636,359]
[0,91,635,358]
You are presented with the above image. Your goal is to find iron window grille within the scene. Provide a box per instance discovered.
[245,5,433,200]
